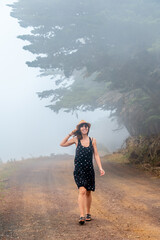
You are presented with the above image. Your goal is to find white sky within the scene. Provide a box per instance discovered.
[0,0,128,162]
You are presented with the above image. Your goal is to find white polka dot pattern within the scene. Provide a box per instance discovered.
[73,137,95,191]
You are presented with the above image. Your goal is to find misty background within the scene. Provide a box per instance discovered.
[0,0,129,162]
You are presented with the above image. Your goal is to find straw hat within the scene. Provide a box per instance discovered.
[76,120,91,129]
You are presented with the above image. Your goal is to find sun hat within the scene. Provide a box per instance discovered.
[76,120,91,129]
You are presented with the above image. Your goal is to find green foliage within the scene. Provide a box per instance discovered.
[38,70,107,112]
[144,115,160,125]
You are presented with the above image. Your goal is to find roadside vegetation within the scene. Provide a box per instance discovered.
[109,135,160,177]
[0,160,20,197]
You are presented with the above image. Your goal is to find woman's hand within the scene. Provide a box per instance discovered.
[69,129,77,136]
[99,168,105,176]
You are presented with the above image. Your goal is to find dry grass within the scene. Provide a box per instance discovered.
[102,152,129,164]
[0,161,20,195]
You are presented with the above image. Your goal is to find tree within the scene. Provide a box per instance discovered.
[8,0,160,135]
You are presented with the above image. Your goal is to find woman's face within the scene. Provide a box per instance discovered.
[79,123,89,135]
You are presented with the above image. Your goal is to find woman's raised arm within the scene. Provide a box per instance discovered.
[60,130,77,147]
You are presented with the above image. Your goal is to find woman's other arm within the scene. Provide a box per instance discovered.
[92,138,105,176]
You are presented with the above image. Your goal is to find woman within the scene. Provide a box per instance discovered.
[60,120,105,225]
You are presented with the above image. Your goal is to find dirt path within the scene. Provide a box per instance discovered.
[0,155,160,240]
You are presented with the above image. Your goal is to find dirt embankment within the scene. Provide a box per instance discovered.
[0,154,160,240]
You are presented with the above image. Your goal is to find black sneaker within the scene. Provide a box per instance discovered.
[85,214,91,221]
[79,216,85,225]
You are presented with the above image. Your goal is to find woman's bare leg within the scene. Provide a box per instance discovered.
[78,187,86,217]
[86,190,92,214]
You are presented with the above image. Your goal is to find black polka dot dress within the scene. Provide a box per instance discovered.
[73,137,95,191]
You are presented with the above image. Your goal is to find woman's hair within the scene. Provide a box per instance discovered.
[73,124,90,140]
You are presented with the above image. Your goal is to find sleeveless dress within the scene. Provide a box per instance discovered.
[73,137,95,191]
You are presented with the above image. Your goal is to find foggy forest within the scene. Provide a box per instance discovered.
[8,0,160,167]
[0,0,160,239]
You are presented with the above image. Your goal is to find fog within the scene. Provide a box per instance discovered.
[0,0,130,162]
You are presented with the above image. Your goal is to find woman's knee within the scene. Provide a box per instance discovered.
[79,187,86,195]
